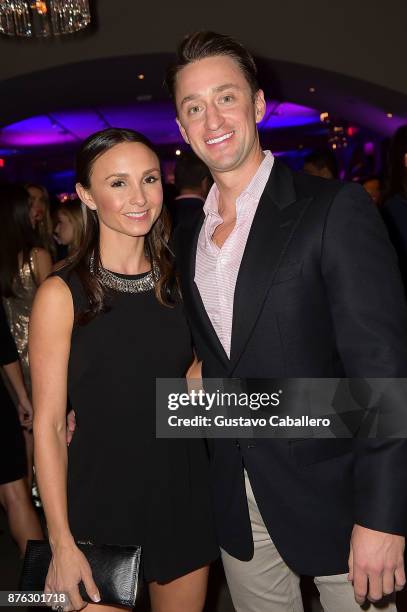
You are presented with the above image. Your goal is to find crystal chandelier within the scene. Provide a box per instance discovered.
[0,1,91,37]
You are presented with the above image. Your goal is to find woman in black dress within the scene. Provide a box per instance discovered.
[29,129,218,612]
[0,300,43,553]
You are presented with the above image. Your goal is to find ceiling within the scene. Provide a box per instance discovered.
[0,1,406,188]
[0,0,406,97]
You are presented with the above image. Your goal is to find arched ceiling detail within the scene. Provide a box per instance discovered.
[0,0,406,96]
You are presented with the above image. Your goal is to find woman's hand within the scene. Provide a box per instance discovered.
[66,410,76,446]
[186,357,202,381]
[186,356,203,394]
[17,395,33,430]
[2,360,32,429]
[45,540,100,611]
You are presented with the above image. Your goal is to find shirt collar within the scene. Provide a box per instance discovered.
[175,194,205,202]
[203,150,274,218]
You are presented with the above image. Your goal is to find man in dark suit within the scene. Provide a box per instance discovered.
[171,150,211,229]
[167,31,407,610]
[303,148,339,180]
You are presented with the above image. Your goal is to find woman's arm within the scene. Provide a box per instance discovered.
[29,277,99,610]
[30,276,73,546]
[0,300,32,427]
[32,248,53,284]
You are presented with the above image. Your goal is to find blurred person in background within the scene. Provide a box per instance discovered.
[0,184,52,487]
[382,125,407,291]
[0,301,43,555]
[26,183,57,260]
[303,149,338,180]
[360,175,382,206]
[53,199,85,266]
[172,151,212,227]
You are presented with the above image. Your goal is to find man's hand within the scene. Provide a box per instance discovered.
[66,410,76,446]
[348,524,405,604]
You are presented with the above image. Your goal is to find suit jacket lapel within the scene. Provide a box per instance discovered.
[229,159,312,373]
[178,212,230,368]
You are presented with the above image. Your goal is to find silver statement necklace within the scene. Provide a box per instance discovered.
[90,255,160,293]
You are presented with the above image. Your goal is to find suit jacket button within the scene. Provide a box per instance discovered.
[235,440,240,449]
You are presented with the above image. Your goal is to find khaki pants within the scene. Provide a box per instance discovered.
[221,471,397,611]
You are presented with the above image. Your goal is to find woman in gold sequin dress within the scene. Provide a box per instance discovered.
[0,184,52,484]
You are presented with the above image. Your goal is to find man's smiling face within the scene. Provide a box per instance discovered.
[175,55,265,175]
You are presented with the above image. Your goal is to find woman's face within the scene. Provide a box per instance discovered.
[54,210,74,246]
[27,186,47,226]
[77,142,163,240]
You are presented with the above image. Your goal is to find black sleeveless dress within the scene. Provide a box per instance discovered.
[0,300,27,485]
[55,267,218,584]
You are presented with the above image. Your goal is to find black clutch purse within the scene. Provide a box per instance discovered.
[20,540,141,608]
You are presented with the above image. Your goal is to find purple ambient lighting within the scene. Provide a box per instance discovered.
[1,115,77,146]
[364,141,375,156]
[0,148,18,156]
[260,101,320,129]
[0,100,321,149]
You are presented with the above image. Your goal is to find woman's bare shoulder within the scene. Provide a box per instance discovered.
[33,275,73,312]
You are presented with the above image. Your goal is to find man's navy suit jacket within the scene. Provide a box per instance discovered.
[174,159,407,576]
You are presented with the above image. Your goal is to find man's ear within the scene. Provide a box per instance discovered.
[76,183,97,211]
[254,89,266,124]
[176,117,190,145]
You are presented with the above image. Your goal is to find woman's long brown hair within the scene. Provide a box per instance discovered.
[25,183,57,260]
[0,184,41,297]
[67,128,178,324]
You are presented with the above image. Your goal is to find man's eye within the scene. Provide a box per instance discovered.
[188,105,201,115]
[111,180,125,187]
[221,95,233,103]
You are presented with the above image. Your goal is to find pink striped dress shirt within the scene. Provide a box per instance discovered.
[195,150,274,358]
